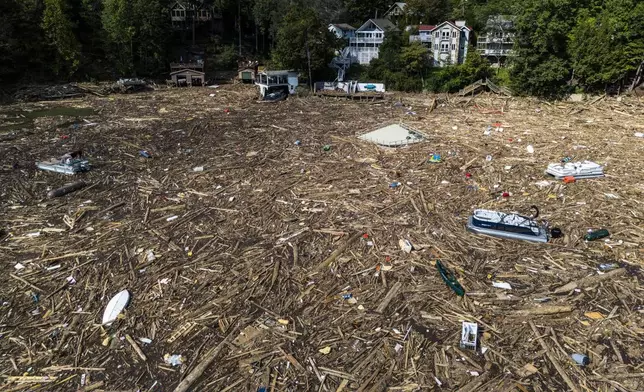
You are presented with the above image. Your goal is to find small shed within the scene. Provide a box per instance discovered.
[238,67,256,84]
[170,69,205,87]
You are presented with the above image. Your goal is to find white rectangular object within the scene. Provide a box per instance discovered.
[358,124,427,147]
[545,161,604,179]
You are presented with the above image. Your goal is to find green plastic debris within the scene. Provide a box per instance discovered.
[435,260,465,296]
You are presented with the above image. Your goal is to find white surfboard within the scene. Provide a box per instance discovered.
[102,290,130,326]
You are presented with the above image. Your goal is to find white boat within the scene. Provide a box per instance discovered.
[545,160,604,179]
[466,209,549,243]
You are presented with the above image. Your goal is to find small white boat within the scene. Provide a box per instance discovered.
[467,209,549,243]
[545,160,604,180]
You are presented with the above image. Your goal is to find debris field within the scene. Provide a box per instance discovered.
[1,86,643,391]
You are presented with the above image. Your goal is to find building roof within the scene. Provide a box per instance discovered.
[360,18,399,32]
[429,21,472,32]
[170,69,205,76]
[259,70,297,76]
[418,25,436,31]
[331,23,356,31]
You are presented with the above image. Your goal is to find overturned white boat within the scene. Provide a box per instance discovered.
[37,151,90,175]
[545,160,604,180]
[467,209,549,243]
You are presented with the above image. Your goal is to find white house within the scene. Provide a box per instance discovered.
[477,15,515,66]
[348,19,399,65]
[409,21,471,66]
[329,23,356,39]
[384,2,407,18]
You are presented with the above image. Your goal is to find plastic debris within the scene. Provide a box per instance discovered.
[163,354,185,366]
[598,263,619,271]
[428,153,441,163]
[399,239,413,253]
[460,322,478,350]
[102,290,130,326]
[318,346,331,354]
[571,353,589,366]
[492,281,512,290]
[193,166,204,172]
[634,132,644,138]
[322,145,331,151]
[585,229,609,241]
[436,260,465,296]
[526,145,534,154]
[139,150,152,158]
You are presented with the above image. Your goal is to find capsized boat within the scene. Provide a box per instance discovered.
[36,151,90,175]
[545,160,604,180]
[466,209,549,243]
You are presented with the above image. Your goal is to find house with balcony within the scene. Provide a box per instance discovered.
[477,15,515,66]
[409,21,471,66]
[348,19,399,65]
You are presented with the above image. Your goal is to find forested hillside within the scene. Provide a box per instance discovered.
[1,0,642,96]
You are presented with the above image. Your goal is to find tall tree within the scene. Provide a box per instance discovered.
[406,0,452,25]
[343,0,390,24]
[569,0,644,91]
[42,0,81,75]
[272,6,336,80]
[509,0,579,97]
[102,0,135,75]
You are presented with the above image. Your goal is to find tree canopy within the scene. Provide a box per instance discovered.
[0,0,641,97]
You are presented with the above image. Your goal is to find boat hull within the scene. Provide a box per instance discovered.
[467,216,549,243]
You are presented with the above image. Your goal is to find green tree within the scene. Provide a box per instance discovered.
[42,0,81,75]
[343,0,390,25]
[272,6,336,81]
[569,0,644,91]
[401,41,431,78]
[102,0,135,75]
[509,0,580,97]
[406,0,452,24]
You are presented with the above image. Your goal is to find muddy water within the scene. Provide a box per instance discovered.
[0,107,95,131]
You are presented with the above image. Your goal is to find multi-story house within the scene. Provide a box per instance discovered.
[409,21,471,66]
[348,19,399,65]
[476,15,515,66]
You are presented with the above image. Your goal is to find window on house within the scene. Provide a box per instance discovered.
[434,43,438,50]
[442,30,449,38]
[452,31,457,38]
[452,44,455,50]
[441,43,449,53]
[435,32,439,37]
